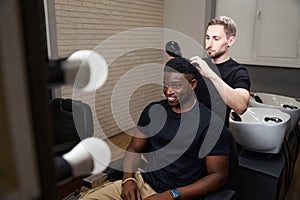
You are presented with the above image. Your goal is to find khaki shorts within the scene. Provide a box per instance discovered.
[79,172,157,200]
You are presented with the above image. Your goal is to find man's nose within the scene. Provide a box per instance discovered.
[206,39,212,48]
[164,86,174,95]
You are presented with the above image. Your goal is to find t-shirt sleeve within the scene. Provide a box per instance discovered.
[137,101,168,137]
[232,67,251,91]
[207,126,231,156]
[199,111,231,156]
[137,104,151,135]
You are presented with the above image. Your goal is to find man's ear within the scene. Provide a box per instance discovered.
[191,79,197,90]
[228,36,236,47]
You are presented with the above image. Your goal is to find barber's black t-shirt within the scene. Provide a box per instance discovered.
[138,99,230,193]
[194,58,251,127]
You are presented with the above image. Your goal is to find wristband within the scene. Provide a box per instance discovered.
[171,189,181,200]
[121,177,137,186]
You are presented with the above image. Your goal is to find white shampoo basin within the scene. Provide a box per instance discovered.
[229,108,290,154]
[249,92,300,132]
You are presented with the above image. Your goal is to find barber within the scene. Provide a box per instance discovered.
[190,16,251,127]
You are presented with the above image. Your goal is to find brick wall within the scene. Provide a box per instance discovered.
[54,0,165,138]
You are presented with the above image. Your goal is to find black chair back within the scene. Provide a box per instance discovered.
[49,98,93,156]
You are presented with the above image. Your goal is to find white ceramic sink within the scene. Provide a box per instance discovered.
[229,108,290,154]
[249,92,300,132]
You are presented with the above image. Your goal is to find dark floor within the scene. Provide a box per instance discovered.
[285,153,300,199]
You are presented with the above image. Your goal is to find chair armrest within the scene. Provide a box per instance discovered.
[82,158,124,189]
[82,157,148,189]
[58,175,87,200]
[204,189,236,200]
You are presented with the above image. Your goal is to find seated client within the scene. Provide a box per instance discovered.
[80,57,231,200]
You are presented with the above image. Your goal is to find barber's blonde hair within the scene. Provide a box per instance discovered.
[207,16,237,39]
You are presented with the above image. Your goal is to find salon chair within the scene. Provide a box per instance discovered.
[50,98,237,200]
[81,132,238,200]
[49,98,94,156]
[49,98,95,199]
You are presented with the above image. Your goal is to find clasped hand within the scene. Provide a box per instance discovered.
[121,181,172,200]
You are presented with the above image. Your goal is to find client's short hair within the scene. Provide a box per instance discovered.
[164,57,197,81]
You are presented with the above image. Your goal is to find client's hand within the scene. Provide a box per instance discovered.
[121,181,141,200]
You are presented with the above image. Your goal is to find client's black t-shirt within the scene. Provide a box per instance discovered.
[137,99,230,193]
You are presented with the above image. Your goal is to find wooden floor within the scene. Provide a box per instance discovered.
[108,131,300,200]
[105,130,133,161]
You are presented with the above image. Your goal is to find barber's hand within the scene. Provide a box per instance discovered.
[121,181,141,200]
[144,191,173,200]
[190,56,214,79]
